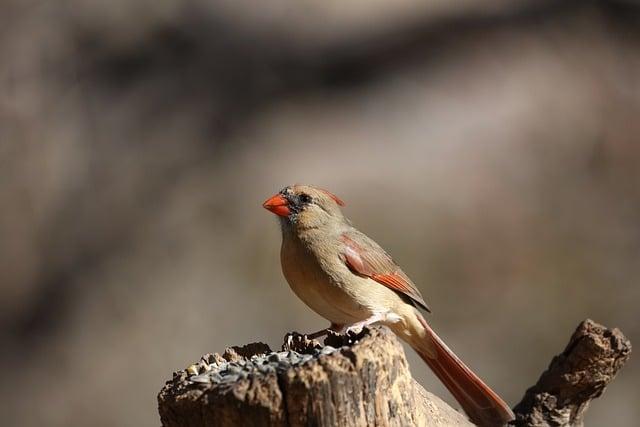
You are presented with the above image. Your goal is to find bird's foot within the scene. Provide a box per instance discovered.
[282,328,339,352]
[342,324,365,335]
[283,323,345,351]
[306,328,331,340]
[339,313,386,335]
[304,323,344,339]
[283,331,311,352]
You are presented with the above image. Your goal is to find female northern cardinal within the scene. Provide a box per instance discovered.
[263,184,514,427]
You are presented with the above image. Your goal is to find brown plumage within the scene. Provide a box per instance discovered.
[263,184,514,427]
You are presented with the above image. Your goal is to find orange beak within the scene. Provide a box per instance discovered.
[262,193,291,217]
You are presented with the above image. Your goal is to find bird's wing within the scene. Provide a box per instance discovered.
[340,230,430,312]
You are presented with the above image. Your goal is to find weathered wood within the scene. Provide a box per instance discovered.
[513,319,632,427]
[158,326,472,427]
[158,320,631,427]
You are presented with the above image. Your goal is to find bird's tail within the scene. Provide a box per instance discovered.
[411,315,514,427]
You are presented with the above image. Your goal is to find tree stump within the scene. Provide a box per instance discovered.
[158,320,631,427]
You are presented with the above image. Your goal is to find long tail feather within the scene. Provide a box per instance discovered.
[414,316,514,427]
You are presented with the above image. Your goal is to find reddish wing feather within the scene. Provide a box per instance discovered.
[371,273,415,295]
[341,233,430,311]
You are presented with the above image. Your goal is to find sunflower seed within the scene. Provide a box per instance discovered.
[190,375,211,384]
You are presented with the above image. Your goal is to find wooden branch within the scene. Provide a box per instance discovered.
[512,319,631,427]
[158,320,631,427]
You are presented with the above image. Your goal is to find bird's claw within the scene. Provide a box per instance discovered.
[341,326,361,336]
[283,331,303,351]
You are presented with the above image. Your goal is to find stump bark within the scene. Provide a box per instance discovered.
[158,320,630,427]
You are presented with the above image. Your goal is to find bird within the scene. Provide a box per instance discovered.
[263,184,514,427]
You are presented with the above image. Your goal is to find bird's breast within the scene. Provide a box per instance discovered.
[280,233,369,324]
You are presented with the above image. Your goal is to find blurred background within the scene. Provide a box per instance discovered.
[1,0,639,425]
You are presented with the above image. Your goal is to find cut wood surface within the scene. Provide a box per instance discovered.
[158,320,631,427]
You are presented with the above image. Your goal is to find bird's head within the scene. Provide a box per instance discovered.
[263,185,345,229]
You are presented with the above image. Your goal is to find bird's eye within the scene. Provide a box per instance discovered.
[299,193,312,204]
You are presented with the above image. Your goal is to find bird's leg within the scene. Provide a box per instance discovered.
[305,329,329,340]
[306,323,343,339]
[339,313,387,335]
[285,323,345,349]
